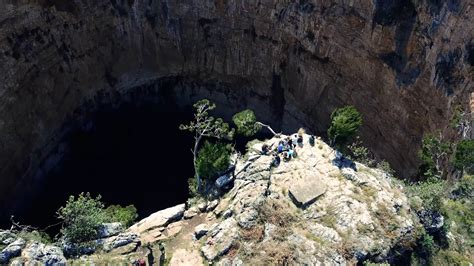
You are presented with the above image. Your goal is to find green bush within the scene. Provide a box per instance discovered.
[406,178,446,211]
[420,230,435,256]
[418,134,451,179]
[453,140,474,172]
[232,109,261,137]
[347,136,375,166]
[196,141,231,183]
[105,205,138,227]
[57,193,107,244]
[327,106,362,148]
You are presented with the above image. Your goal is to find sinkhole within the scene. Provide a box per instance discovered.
[0,79,280,233]
[9,101,195,232]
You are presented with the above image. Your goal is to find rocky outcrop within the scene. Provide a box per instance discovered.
[0,133,425,264]
[0,239,25,264]
[0,0,471,220]
[129,204,185,234]
[111,134,420,264]
[21,242,67,265]
[192,134,419,264]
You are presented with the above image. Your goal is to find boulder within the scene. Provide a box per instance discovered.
[289,176,327,208]
[418,210,444,234]
[3,237,16,245]
[237,209,259,229]
[222,209,233,219]
[98,222,123,238]
[22,242,67,265]
[215,174,234,189]
[129,204,185,233]
[0,231,16,243]
[194,224,209,240]
[206,200,219,212]
[201,219,238,261]
[197,202,208,212]
[102,232,140,252]
[0,238,26,264]
[183,206,199,219]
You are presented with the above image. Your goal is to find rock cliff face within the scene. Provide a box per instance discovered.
[0,1,472,213]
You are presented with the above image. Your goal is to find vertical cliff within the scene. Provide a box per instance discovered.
[0,0,472,215]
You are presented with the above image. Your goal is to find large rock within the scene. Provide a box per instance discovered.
[102,232,140,252]
[22,242,67,265]
[0,231,16,243]
[289,176,327,208]
[98,222,123,238]
[201,218,238,261]
[0,238,25,264]
[129,204,185,233]
[194,224,209,240]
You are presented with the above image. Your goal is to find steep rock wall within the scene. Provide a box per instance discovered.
[0,0,472,211]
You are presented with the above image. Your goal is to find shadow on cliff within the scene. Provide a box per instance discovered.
[4,101,195,232]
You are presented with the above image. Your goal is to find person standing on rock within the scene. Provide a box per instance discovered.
[309,135,315,146]
[277,141,284,153]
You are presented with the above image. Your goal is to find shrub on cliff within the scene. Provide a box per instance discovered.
[418,134,452,179]
[57,193,107,244]
[196,141,232,187]
[233,109,278,136]
[179,99,234,192]
[453,140,474,173]
[327,106,362,149]
[233,109,261,137]
[105,204,138,227]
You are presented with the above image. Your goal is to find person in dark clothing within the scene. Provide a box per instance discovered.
[309,135,315,146]
[261,144,269,155]
[297,135,303,147]
[277,141,284,153]
[271,153,281,167]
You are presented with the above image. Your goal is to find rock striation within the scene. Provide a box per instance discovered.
[0,0,472,219]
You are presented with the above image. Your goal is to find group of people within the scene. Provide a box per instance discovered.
[260,130,317,168]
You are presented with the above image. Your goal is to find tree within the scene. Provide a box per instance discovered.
[196,141,231,186]
[57,193,107,244]
[232,109,278,137]
[453,140,474,173]
[179,99,234,192]
[327,106,363,148]
[418,134,452,179]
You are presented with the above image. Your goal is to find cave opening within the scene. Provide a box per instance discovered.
[2,79,277,234]
[13,100,196,233]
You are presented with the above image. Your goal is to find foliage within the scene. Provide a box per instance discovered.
[57,193,107,244]
[327,106,363,148]
[104,204,138,227]
[179,99,235,141]
[453,140,474,172]
[408,174,474,265]
[377,160,395,176]
[347,136,375,166]
[418,134,452,179]
[16,230,52,244]
[450,105,465,129]
[232,109,261,137]
[196,141,231,184]
[432,250,472,266]
[179,99,234,191]
[406,177,446,211]
[188,177,198,198]
[419,230,435,257]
